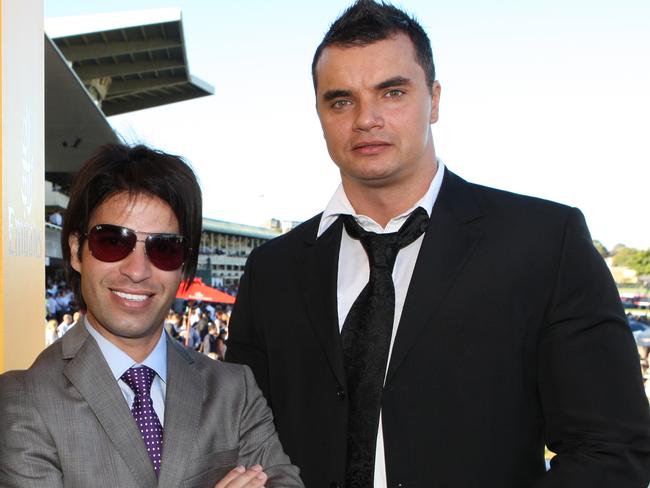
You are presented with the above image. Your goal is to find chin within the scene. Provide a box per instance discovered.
[105,322,157,339]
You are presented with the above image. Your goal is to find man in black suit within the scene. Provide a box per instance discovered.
[226,1,650,487]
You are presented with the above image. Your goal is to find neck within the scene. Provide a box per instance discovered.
[87,319,162,364]
[121,338,160,364]
[344,160,438,228]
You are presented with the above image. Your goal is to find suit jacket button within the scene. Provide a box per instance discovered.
[336,389,346,400]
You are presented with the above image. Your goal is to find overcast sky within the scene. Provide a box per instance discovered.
[45,0,650,250]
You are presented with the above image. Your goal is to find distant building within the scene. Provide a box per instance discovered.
[267,218,302,234]
[197,218,282,289]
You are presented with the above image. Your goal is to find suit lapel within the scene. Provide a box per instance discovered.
[61,324,158,488]
[158,337,203,487]
[300,216,347,387]
[385,170,484,386]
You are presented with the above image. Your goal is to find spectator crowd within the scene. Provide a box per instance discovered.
[45,277,230,360]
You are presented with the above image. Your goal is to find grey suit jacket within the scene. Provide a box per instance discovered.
[0,323,303,488]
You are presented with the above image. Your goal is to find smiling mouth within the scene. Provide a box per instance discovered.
[112,290,151,302]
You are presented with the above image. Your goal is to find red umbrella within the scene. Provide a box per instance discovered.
[176,278,236,304]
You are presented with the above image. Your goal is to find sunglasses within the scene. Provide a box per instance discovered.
[84,224,188,271]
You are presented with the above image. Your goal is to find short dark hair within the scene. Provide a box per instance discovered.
[62,143,202,309]
[311,0,435,92]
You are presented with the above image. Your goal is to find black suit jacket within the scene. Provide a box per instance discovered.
[227,169,650,488]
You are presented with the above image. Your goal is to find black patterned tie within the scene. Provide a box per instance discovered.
[341,207,429,488]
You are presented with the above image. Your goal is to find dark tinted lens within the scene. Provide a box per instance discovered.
[145,235,186,271]
[88,225,136,262]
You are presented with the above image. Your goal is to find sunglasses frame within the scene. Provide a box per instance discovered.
[83,224,189,271]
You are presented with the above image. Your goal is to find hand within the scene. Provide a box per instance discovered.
[214,465,267,488]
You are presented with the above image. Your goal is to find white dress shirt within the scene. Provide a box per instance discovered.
[317,160,445,488]
[85,317,168,424]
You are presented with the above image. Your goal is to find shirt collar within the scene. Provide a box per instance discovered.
[84,316,167,383]
[317,159,446,237]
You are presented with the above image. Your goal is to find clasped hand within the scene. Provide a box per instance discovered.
[214,464,268,488]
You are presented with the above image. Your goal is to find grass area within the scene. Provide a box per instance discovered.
[618,284,648,293]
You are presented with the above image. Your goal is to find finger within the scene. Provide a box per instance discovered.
[223,466,268,488]
[247,465,268,487]
[213,465,246,488]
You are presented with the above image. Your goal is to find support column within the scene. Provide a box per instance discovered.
[0,0,45,372]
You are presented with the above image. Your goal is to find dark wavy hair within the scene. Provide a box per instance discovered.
[312,0,435,92]
[61,143,202,309]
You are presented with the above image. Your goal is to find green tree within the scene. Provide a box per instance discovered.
[592,240,609,258]
[632,249,650,276]
[612,246,650,276]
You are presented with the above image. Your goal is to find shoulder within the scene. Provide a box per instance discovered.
[0,369,36,418]
[182,348,263,402]
[0,369,26,397]
[0,342,65,409]
[446,170,577,223]
[175,342,251,383]
[4,340,65,381]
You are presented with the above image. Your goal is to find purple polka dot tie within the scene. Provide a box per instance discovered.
[120,366,164,475]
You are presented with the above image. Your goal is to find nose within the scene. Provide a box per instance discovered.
[353,98,383,132]
[118,241,153,282]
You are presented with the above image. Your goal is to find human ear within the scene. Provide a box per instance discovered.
[430,81,441,124]
[69,233,82,273]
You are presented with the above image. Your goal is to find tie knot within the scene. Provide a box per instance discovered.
[342,207,429,269]
[120,366,156,396]
[359,233,399,269]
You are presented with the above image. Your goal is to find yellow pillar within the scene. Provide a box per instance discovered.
[0,0,45,372]
[0,0,3,372]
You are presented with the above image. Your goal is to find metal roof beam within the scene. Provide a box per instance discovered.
[103,88,207,116]
[107,75,186,96]
[75,59,185,80]
[57,37,181,62]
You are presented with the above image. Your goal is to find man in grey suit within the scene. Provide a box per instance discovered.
[0,144,303,488]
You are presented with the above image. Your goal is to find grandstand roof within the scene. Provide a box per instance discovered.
[46,9,214,116]
[44,36,120,189]
[202,218,282,240]
[44,9,214,190]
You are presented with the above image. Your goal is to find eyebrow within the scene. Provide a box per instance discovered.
[322,89,351,102]
[375,76,412,90]
[321,76,413,102]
